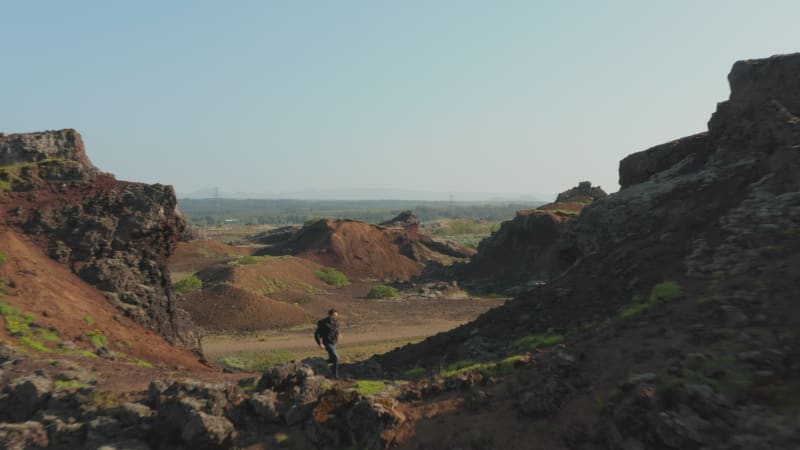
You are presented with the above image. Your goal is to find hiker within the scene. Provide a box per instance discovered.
[315,308,341,379]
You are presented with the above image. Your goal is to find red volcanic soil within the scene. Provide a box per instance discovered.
[265,219,427,281]
[170,239,253,274]
[174,255,343,333]
[178,284,311,333]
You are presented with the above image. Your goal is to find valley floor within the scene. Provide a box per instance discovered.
[203,291,508,371]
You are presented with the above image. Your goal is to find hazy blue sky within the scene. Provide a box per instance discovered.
[1,1,798,200]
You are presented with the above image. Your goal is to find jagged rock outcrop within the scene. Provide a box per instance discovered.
[461,181,606,290]
[0,129,200,350]
[0,359,410,449]
[380,210,420,230]
[554,180,607,203]
[0,129,96,169]
[560,53,800,273]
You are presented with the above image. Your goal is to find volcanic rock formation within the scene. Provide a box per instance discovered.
[376,53,800,449]
[0,129,200,350]
[462,181,606,291]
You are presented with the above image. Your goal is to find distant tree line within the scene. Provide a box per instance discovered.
[178,198,544,227]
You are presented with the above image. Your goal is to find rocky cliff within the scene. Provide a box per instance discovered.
[0,129,200,350]
[462,181,606,291]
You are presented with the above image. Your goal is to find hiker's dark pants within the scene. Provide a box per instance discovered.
[324,342,340,379]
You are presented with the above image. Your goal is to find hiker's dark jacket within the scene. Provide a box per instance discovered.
[315,317,339,346]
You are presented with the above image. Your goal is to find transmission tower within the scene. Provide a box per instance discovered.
[214,187,221,227]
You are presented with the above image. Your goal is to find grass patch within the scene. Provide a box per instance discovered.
[19,337,52,353]
[404,367,426,379]
[516,333,564,351]
[490,355,526,377]
[650,281,682,302]
[221,350,297,371]
[242,379,259,393]
[619,301,652,319]
[441,355,527,378]
[620,281,683,319]
[228,255,292,267]
[315,268,350,287]
[275,432,291,447]
[299,281,322,294]
[261,277,289,295]
[71,349,98,358]
[0,302,21,317]
[132,359,153,368]
[83,315,95,326]
[88,330,108,348]
[37,328,60,342]
[54,380,91,390]
[366,285,398,299]
[0,252,6,265]
[428,219,498,237]
[354,380,387,395]
[173,275,203,295]
[441,360,478,377]
[5,314,34,336]
[0,302,58,353]
[229,255,265,266]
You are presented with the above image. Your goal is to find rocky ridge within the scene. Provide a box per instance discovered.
[0,346,405,450]
[0,129,200,350]
[373,53,800,449]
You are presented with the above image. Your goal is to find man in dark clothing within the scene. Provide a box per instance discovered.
[314,309,341,379]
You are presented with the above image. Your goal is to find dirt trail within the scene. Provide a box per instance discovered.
[202,318,467,359]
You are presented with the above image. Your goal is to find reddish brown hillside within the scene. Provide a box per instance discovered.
[178,284,310,333]
[258,213,474,281]
[170,239,252,275]
[177,255,340,333]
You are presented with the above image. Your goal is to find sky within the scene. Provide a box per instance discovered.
[1,1,798,200]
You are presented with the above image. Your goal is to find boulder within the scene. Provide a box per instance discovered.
[380,210,420,229]
[248,391,280,423]
[257,362,315,392]
[311,390,405,450]
[110,402,154,427]
[44,418,87,449]
[0,421,49,449]
[555,181,608,203]
[4,375,53,422]
[180,411,236,450]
